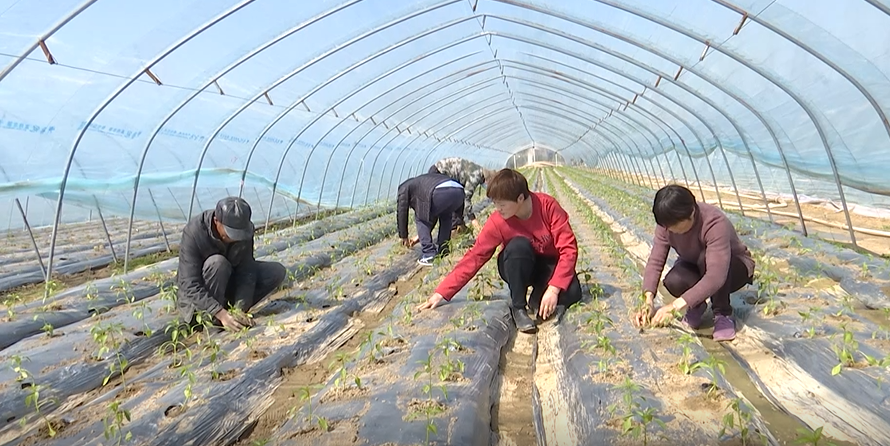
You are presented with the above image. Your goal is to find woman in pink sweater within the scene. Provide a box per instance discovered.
[634,185,755,341]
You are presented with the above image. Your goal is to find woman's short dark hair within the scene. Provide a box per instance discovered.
[652,185,696,227]
[486,168,530,201]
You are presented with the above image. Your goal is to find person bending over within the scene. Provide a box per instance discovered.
[428,157,495,231]
[634,185,755,341]
[176,197,286,332]
[416,168,582,333]
[397,172,466,266]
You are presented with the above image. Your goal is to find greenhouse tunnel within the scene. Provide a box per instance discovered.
[1,0,890,445]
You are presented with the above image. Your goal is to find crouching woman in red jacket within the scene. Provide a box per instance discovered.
[416,168,582,333]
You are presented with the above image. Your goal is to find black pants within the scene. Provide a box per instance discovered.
[416,187,465,258]
[427,165,466,230]
[202,254,286,313]
[662,258,752,317]
[496,237,582,310]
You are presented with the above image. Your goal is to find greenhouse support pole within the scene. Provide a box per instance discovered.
[607,153,626,184]
[606,154,621,181]
[147,189,171,254]
[15,198,46,279]
[93,197,119,264]
[620,153,642,187]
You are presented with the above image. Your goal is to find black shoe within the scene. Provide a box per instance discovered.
[512,307,536,333]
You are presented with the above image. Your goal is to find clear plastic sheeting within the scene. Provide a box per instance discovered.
[0,0,888,239]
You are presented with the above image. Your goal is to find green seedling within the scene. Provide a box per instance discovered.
[676,333,697,375]
[410,349,448,445]
[622,405,666,446]
[287,384,330,432]
[607,377,642,419]
[831,323,859,375]
[90,321,129,386]
[798,306,823,338]
[835,293,856,318]
[329,351,362,389]
[158,283,178,315]
[720,397,764,445]
[691,355,726,399]
[755,267,783,316]
[102,400,132,445]
[436,338,466,382]
[3,293,23,320]
[794,426,837,446]
[873,309,890,341]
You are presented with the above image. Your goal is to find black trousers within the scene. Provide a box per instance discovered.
[496,237,582,310]
[416,187,465,258]
[662,258,752,317]
[427,165,466,229]
[202,254,286,314]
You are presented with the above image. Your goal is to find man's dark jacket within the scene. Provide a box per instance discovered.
[397,173,463,239]
[176,210,257,322]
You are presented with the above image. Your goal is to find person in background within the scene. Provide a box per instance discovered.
[397,172,466,266]
[176,197,286,332]
[415,169,582,333]
[428,157,495,232]
[634,185,755,342]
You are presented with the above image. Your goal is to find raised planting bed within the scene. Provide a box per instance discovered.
[557,168,890,445]
[0,206,392,351]
[6,239,418,446]
[540,169,777,446]
[0,208,397,442]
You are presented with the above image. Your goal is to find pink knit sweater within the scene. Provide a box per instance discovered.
[642,202,755,307]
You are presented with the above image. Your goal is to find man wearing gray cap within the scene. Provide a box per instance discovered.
[176,197,286,331]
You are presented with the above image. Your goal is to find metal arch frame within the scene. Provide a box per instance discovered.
[519,57,779,227]
[261,22,498,226]
[511,12,796,231]
[508,79,671,185]
[712,0,890,145]
[482,15,739,210]
[530,0,848,240]
[388,105,522,194]
[338,80,497,208]
[354,76,511,206]
[322,59,502,209]
[188,0,465,222]
[383,103,519,198]
[415,101,613,175]
[44,0,258,292]
[367,97,521,200]
[310,52,491,212]
[509,56,689,187]
[122,0,366,272]
[377,103,518,199]
[864,0,890,15]
[476,107,614,155]
[491,21,767,215]
[518,53,695,192]
[0,0,100,81]
[488,40,719,200]
[344,73,506,208]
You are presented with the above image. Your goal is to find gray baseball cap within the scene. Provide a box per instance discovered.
[215,197,255,241]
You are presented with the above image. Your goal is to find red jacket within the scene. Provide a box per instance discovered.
[435,192,578,301]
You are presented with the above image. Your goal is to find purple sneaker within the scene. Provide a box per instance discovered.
[713,315,736,342]
[682,303,707,329]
